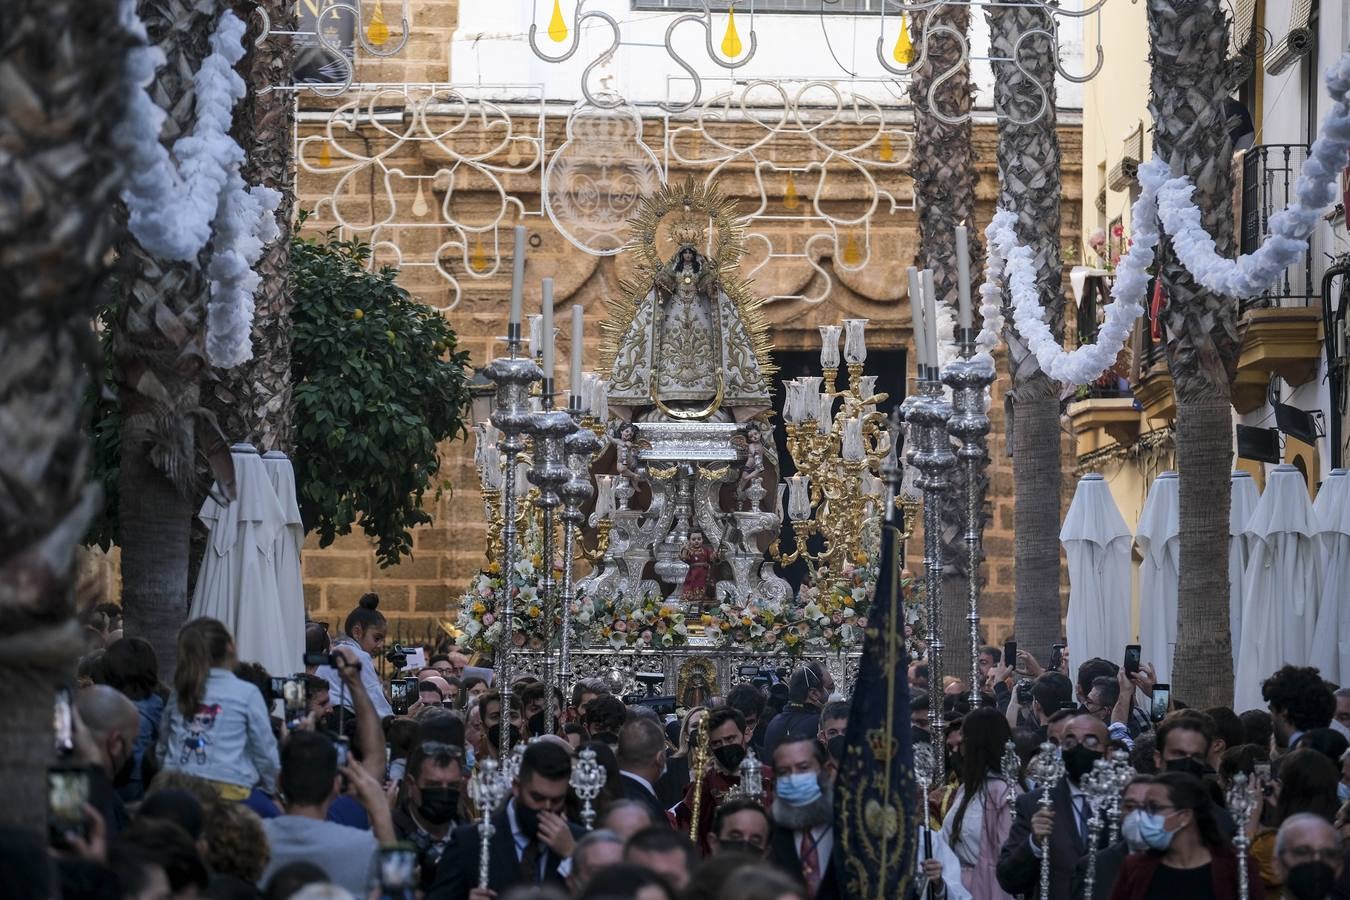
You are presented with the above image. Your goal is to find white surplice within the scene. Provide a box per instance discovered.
[261,451,307,676]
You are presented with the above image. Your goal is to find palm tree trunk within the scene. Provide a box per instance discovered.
[207,0,296,452]
[116,0,218,678]
[909,4,985,675]
[0,0,129,831]
[986,1,1065,660]
[1148,0,1238,706]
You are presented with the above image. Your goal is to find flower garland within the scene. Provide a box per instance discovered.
[985,51,1350,388]
[113,3,281,368]
[576,588,690,650]
[699,563,877,656]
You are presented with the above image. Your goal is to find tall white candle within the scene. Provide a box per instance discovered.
[570,304,584,401]
[921,268,939,370]
[907,266,928,369]
[527,314,543,359]
[509,225,526,328]
[955,224,973,330]
[541,277,555,378]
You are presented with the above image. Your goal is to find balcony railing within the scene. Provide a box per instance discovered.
[1240,143,1315,311]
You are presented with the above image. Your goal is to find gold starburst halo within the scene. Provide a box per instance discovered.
[600,176,776,383]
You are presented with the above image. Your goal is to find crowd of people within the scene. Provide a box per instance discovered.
[17,592,1350,900]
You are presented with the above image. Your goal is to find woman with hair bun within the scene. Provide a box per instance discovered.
[319,593,393,719]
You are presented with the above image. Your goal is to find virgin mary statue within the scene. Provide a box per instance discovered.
[603,179,774,423]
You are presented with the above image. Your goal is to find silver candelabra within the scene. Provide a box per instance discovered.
[571,746,606,829]
[528,379,575,738]
[471,756,508,888]
[1028,742,1065,900]
[1080,757,1117,898]
[943,328,994,707]
[1228,772,1258,900]
[1105,749,1135,843]
[908,366,955,786]
[558,399,602,724]
[486,332,542,757]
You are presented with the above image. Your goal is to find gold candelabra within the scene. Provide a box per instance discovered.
[772,327,894,588]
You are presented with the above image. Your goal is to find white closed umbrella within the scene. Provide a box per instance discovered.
[1309,470,1350,683]
[262,451,307,675]
[1135,472,1179,684]
[1229,471,1260,670]
[1234,464,1323,712]
[189,444,290,677]
[1061,473,1133,672]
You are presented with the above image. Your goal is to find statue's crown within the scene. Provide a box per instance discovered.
[667,196,706,249]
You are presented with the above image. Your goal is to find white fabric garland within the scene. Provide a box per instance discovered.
[1155,52,1350,298]
[113,3,281,368]
[981,50,1350,388]
[988,160,1163,386]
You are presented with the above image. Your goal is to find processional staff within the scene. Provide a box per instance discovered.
[1028,742,1066,900]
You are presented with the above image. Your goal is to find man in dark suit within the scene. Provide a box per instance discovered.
[617,716,671,826]
[767,735,843,900]
[997,713,1110,900]
[764,663,834,759]
[1071,773,1154,899]
[428,741,584,900]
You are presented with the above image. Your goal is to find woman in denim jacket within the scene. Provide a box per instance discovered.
[156,618,280,800]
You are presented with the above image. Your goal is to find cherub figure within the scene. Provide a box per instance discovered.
[679,530,719,607]
[614,422,644,493]
[736,426,766,510]
[180,703,220,765]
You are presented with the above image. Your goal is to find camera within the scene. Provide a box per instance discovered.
[1015,678,1034,705]
[384,644,418,670]
[634,671,665,697]
[304,651,360,672]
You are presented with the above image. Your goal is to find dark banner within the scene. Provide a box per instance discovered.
[833,502,918,899]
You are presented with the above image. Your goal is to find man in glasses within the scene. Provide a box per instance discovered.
[1273,813,1344,900]
[997,713,1111,900]
[394,740,466,890]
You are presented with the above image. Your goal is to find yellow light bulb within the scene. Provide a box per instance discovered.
[879,133,895,162]
[470,234,489,272]
[784,172,800,210]
[842,233,862,266]
[721,8,743,58]
[318,142,332,168]
[411,182,428,217]
[548,0,569,43]
[366,0,389,46]
[893,16,914,65]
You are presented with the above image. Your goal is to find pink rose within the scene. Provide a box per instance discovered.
[482,613,496,626]
[857,617,868,628]
[641,630,653,643]
[832,612,844,624]
[512,631,526,647]
[615,620,628,633]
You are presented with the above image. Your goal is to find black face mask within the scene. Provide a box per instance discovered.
[528,711,548,737]
[1061,744,1102,783]
[713,744,747,771]
[112,746,137,788]
[416,787,459,826]
[1164,756,1209,779]
[826,735,846,763]
[1284,861,1338,900]
[716,839,763,857]
[946,750,964,776]
[515,801,541,839]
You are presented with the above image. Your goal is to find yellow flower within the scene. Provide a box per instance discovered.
[353,308,364,320]
[785,633,799,645]
[659,606,672,618]
[531,553,543,569]
[701,614,712,625]
[527,605,541,619]
[471,601,486,615]
[763,611,774,624]
[843,595,855,607]
[853,551,868,566]
[741,616,753,626]
[486,561,501,575]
